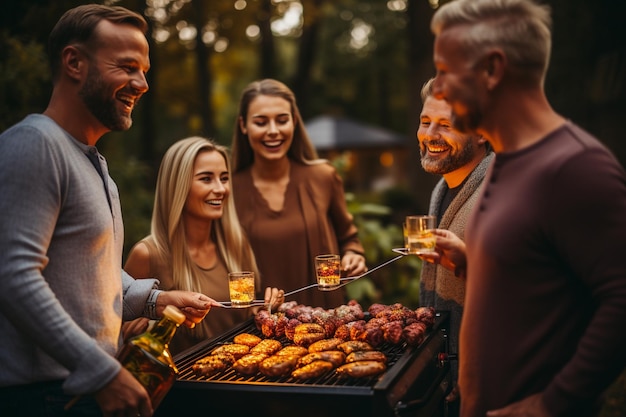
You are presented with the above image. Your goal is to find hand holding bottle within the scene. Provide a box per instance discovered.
[94,367,153,417]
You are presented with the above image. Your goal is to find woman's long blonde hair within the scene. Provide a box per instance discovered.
[150,136,260,293]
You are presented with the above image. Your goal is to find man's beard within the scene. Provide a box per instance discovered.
[79,66,133,132]
[420,139,476,176]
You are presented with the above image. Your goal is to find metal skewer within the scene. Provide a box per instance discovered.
[283,283,319,298]
[216,300,266,309]
[284,252,406,296]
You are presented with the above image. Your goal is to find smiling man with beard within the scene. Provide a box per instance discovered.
[0,5,219,417]
[416,77,493,416]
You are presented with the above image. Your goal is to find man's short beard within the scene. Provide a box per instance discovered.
[421,139,476,176]
[79,66,132,132]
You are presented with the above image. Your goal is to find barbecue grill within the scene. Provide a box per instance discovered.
[155,311,451,417]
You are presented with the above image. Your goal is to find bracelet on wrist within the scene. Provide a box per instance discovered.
[143,289,162,319]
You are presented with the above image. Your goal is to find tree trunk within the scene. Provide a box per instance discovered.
[192,0,215,137]
[258,0,276,78]
[406,0,439,211]
[291,0,324,117]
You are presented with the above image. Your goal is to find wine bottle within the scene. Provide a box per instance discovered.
[117,305,186,409]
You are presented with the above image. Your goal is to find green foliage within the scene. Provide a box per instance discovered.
[329,153,421,308]
[0,32,50,131]
[102,143,155,259]
[343,192,422,309]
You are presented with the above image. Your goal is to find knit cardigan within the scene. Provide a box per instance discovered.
[419,152,494,381]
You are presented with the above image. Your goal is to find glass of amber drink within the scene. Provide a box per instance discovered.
[228,271,255,307]
[405,215,437,255]
[315,254,341,291]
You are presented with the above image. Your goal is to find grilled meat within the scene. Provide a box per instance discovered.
[210,343,250,359]
[293,323,326,347]
[258,354,300,377]
[298,351,346,368]
[293,332,325,347]
[403,321,428,347]
[232,353,268,376]
[291,360,334,380]
[335,360,387,378]
[381,320,404,344]
[308,338,344,353]
[345,350,387,364]
[250,338,283,356]
[276,345,309,357]
[233,333,262,347]
[192,353,236,376]
[337,340,373,355]
[415,306,436,328]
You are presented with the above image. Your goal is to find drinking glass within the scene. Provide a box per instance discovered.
[228,271,255,307]
[405,215,437,255]
[315,254,341,290]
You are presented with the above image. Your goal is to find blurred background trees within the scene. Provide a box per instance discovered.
[2,0,626,304]
[2,0,625,300]
[3,0,623,246]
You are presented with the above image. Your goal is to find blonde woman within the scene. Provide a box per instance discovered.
[124,136,283,354]
[231,79,367,309]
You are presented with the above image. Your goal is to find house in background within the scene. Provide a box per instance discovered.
[305,115,413,194]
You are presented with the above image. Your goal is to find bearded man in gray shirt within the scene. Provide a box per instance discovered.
[0,5,219,417]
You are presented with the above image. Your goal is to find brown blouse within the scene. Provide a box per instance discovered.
[139,237,256,355]
[232,161,364,309]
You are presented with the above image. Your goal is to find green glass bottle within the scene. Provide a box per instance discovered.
[117,305,186,409]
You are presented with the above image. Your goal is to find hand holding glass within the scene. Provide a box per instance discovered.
[228,271,255,307]
[315,254,341,290]
[405,215,437,255]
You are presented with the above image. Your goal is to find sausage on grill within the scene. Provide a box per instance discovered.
[335,360,386,378]
[291,360,334,380]
[250,338,283,356]
[276,345,309,357]
[337,340,373,355]
[210,344,250,359]
[192,353,236,376]
[232,353,268,376]
[298,350,346,368]
[233,333,262,347]
[258,354,300,377]
[345,350,387,364]
[308,338,343,353]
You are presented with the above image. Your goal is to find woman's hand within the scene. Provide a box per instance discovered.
[264,287,285,312]
[341,251,368,277]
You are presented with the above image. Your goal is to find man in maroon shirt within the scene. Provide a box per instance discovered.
[424,0,626,416]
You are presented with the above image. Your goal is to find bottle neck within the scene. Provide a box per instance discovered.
[150,317,180,345]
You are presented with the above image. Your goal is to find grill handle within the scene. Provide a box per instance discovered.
[393,360,451,417]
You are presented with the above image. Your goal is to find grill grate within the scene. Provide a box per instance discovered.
[174,314,440,388]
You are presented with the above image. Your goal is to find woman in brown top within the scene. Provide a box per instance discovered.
[231,79,367,309]
[124,137,284,354]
